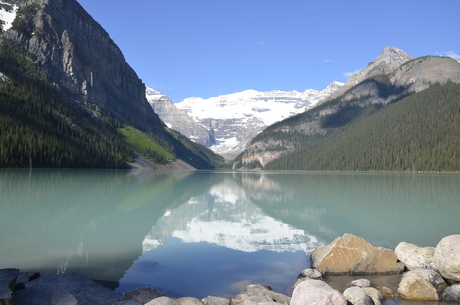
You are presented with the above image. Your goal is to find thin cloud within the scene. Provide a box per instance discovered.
[343,69,361,78]
[253,40,266,47]
[436,51,460,60]
[324,59,332,63]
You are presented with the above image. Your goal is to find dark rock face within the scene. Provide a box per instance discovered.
[2,0,163,133]
[0,268,19,305]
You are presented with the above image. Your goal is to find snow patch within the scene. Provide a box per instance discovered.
[0,2,18,32]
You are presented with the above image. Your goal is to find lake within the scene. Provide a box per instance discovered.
[0,169,459,301]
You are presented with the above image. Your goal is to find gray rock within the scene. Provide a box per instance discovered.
[177,297,205,305]
[390,56,460,94]
[433,234,460,282]
[0,268,19,305]
[16,271,40,287]
[293,269,323,288]
[14,273,141,305]
[362,287,383,305]
[201,296,230,305]
[291,279,347,305]
[146,297,181,305]
[147,88,215,147]
[395,242,437,271]
[350,279,371,288]
[124,286,170,304]
[441,284,460,302]
[242,284,290,305]
[298,269,322,280]
[343,287,373,305]
[236,296,275,305]
[310,233,404,275]
[397,268,446,301]
[230,294,250,305]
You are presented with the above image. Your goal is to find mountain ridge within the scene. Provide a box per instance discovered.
[150,81,343,160]
[232,50,460,171]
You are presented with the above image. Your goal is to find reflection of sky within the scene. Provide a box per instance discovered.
[118,237,309,299]
[129,175,321,299]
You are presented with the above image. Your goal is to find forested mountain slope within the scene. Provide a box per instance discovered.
[233,55,460,172]
[265,83,460,171]
[0,0,223,169]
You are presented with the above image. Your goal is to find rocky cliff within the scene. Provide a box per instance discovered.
[146,87,215,147]
[322,46,413,104]
[173,82,343,160]
[0,0,163,133]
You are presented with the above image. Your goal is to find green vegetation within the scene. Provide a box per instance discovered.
[0,42,135,168]
[118,126,175,164]
[0,41,224,169]
[264,83,460,172]
[167,129,225,169]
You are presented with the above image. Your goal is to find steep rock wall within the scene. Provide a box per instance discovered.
[1,0,163,133]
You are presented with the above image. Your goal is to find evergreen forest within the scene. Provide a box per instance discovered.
[264,83,460,172]
[0,42,223,169]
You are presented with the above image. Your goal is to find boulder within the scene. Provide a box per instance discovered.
[343,287,373,305]
[234,295,279,305]
[177,297,205,305]
[124,286,170,304]
[293,269,323,289]
[230,294,250,305]
[350,279,371,288]
[374,286,398,300]
[397,269,446,301]
[146,297,181,305]
[441,284,460,302]
[242,284,290,305]
[0,268,19,305]
[201,296,230,305]
[362,287,383,305]
[310,234,405,275]
[16,271,41,289]
[298,269,322,280]
[291,279,347,305]
[395,242,437,271]
[14,273,141,305]
[433,234,460,282]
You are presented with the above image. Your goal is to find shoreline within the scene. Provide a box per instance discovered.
[2,234,460,305]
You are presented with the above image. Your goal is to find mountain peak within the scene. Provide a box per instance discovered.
[344,47,413,88]
[368,46,413,70]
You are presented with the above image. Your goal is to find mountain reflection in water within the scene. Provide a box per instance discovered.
[0,170,459,299]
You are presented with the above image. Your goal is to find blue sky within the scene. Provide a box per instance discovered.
[77,0,459,102]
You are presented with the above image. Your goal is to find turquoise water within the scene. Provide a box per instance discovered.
[0,169,459,299]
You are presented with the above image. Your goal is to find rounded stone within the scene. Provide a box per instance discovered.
[433,235,460,282]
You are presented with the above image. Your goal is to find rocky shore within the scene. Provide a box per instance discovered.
[2,234,460,305]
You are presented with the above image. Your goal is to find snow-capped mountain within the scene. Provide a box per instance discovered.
[172,82,343,159]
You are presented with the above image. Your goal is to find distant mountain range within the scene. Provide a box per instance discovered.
[148,82,343,160]
[0,0,458,171]
[233,47,460,171]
